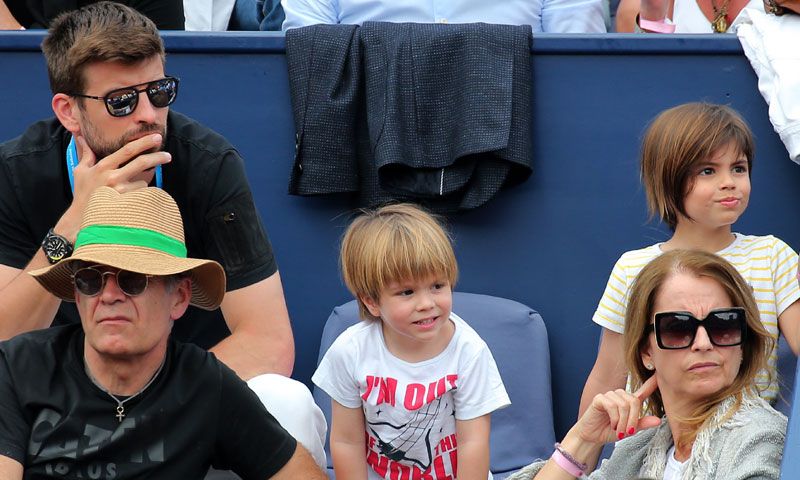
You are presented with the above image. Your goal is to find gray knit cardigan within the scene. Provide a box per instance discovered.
[508,395,786,480]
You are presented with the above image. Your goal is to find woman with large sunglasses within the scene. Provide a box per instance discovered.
[509,249,786,480]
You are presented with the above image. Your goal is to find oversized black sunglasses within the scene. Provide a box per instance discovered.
[69,76,179,117]
[73,267,153,297]
[646,307,747,349]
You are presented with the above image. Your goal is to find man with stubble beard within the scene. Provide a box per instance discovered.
[0,1,326,469]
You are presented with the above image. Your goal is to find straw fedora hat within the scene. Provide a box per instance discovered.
[30,186,225,310]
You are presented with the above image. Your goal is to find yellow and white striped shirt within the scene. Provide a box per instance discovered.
[593,233,800,403]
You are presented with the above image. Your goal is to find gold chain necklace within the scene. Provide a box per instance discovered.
[711,0,731,33]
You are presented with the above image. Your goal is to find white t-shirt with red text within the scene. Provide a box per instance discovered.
[313,312,510,480]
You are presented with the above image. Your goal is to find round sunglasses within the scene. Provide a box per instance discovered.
[69,76,179,117]
[646,307,747,349]
[72,267,153,297]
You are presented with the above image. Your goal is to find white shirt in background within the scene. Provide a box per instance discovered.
[184,0,236,31]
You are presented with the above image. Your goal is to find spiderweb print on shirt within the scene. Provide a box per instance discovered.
[366,397,445,470]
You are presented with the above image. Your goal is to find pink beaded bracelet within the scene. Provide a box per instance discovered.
[551,443,587,477]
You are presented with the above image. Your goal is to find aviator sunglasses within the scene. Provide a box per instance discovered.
[69,76,180,117]
[73,267,153,297]
[646,307,747,349]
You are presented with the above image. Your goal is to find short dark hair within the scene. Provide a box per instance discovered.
[640,103,754,230]
[41,1,165,96]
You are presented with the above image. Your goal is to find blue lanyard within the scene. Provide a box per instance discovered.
[66,136,162,192]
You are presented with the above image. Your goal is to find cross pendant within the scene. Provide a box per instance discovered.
[116,405,125,422]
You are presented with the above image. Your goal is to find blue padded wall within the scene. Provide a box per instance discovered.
[2,32,800,442]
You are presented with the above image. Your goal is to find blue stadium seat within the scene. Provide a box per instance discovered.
[312,292,555,479]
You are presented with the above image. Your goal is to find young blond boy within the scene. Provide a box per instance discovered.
[313,203,510,480]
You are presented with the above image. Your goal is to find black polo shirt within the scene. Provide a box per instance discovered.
[0,111,277,348]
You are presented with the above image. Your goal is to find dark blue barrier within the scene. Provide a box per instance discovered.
[2,32,800,442]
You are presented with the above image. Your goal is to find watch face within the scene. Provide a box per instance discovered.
[44,235,70,263]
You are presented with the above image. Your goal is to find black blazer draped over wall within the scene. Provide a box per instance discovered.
[287,21,532,213]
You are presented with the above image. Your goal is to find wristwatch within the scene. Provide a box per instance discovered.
[41,229,73,264]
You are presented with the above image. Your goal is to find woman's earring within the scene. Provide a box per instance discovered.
[645,363,654,371]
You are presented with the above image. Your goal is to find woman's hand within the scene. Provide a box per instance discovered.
[574,375,662,445]
[534,376,664,479]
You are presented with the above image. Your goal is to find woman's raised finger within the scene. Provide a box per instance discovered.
[607,390,633,439]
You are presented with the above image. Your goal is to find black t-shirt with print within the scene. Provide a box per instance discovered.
[0,111,277,349]
[0,324,297,479]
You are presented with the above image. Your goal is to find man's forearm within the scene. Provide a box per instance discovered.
[0,252,61,340]
[0,205,88,339]
[215,273,295,379]
[209,328,294,379]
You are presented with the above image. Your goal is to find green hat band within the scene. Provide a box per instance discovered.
[75,225,187,258]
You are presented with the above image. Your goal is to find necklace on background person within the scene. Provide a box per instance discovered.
[83,356,166,422]
[710,0,731,32]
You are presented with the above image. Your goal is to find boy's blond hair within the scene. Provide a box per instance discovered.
[340,203,458,320]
